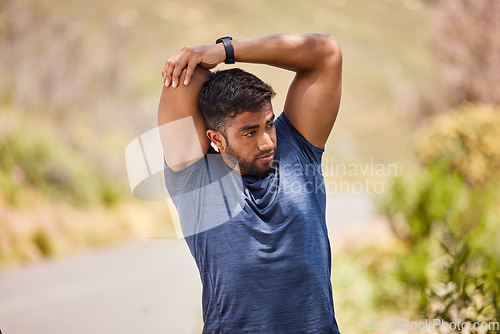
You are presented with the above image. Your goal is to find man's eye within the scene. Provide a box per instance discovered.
[244,131,255,137]
[267,122,275,128]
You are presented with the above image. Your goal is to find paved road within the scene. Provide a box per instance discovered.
[0,240,202,334]
[0,193,376,334]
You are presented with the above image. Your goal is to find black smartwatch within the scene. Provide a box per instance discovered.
[216,36,235,64]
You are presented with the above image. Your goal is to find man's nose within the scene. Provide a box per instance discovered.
[258,132,273,151]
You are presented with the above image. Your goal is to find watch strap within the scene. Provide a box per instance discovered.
[216,36,235,64]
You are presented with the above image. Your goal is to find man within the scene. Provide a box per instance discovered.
[159,33,342,333]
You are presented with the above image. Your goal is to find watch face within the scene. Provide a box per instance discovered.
[216,36,232,43]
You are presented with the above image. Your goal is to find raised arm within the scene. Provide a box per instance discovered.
[158,67,211,171]
[162,33,342,149]
[232,34,342,148]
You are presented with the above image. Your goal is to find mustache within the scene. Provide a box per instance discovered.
[255,148,276,160]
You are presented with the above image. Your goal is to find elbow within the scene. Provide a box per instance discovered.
[319,34,342,69]
[298,34,342,71]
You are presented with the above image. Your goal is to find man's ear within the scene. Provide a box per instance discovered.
[206,130,227,152]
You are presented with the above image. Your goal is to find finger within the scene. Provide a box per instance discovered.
[163,56,177,87]
[171,54,190,88]
[162,59,170,85]
[183,58,198,86]
[162,70,168,85]
[162,64,170,87]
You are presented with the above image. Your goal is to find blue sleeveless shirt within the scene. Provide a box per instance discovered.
[164,113,340,334]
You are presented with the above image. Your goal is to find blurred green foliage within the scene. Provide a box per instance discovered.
[0,124,122,207]
[379,104,500,332]
[415,104,500,188]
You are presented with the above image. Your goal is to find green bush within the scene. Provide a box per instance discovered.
[0,128,122,207]
[379,104,500,332]
[414,104,500,188]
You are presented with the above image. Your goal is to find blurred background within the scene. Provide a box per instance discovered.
[1,0,499,333]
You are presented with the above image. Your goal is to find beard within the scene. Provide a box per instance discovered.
[225,144,277,178]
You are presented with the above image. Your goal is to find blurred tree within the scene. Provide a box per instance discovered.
[416,0,500,119]
[380,104,500,333]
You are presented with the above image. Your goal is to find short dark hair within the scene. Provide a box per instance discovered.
[198,68,275,134]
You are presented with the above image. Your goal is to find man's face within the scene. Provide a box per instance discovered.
[222,103,277,177]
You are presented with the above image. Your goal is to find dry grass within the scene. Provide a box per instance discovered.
[0,196,176,269]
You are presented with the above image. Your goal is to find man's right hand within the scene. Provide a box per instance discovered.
[162,44,225,88]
